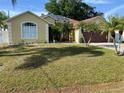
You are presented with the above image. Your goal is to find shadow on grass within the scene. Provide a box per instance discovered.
[14,46,105,93]
[15,55,48,69]
[0,48,42,57]
[15,46,104,70]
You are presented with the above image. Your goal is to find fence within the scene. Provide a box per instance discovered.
[0,28,9,44]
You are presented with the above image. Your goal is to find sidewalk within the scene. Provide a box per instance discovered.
[90,43,124,52]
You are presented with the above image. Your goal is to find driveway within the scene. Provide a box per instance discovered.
[90,43,124,52]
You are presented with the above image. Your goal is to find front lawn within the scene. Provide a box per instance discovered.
[0,44,124,93]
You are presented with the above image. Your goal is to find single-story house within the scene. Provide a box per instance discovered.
[6,12,79,44]
[7,11,50,44]
[4,11,119,44]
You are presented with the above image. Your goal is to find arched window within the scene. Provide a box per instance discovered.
[21,22,37,39]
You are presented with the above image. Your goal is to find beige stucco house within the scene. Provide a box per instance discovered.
[6,11,78,44]
[5,11,112,44]
[7,11,50,44]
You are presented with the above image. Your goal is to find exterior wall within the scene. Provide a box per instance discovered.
[75,28,83,43]
[10,13,49,44]
[45,24,49,43]
[7,23,12,44]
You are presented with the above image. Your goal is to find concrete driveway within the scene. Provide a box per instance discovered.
[90,43,124,52]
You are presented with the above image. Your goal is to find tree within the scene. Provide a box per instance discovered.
[105,16,124,55]
[78,22,87,46]
[116,16,124,36]
[50,22,61,41]
[0,11,8,29]
[114,17,124,55]
[45,0,103,20]
[106,16,118,54]
[79,22,100,46]
[51,22,73,42]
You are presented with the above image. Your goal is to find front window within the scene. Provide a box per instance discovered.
[21,22,37,39]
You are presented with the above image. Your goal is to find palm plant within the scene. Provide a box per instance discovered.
[117,17,124,36]
[78,22,87,46]
[106,16,124,54]
[0,11,8,29]
[60,22,73,41]
[85,23,100,45]
[51,22,73,42]
[115,17,124,55]
[79,22,100,46]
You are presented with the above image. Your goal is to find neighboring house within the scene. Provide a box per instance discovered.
[7,11,50,44]
[75,16,108,43]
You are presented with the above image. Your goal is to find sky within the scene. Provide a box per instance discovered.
[0,0,124,19]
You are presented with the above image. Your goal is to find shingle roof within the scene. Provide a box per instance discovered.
[81,16,106,23]
[43,14,70,22]
[43,14,79,27]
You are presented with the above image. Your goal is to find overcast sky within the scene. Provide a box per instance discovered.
[0,0,124,19]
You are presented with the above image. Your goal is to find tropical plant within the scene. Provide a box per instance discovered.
[60,22,74,41]
[79,22,100,46]
[0,11,8,29]
[105,16,124,54]
[78,22,87,46]
[85,23,100,45]
[116,17,124,36]
[50,22,61,42]
[51,22,73,42]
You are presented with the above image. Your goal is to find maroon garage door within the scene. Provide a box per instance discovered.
[83,32,108,43]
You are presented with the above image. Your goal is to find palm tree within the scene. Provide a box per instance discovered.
[106,16,124,54]
[114,17,124,55]
[78,22,87,46]
[51,22,73,42]
[85,23,100,45]
[0,11,8,29]
[79,22,100,46]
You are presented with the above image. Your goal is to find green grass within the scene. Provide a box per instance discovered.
[0,44,124,92]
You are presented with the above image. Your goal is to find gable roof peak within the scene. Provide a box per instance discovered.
[6,11,51,24]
